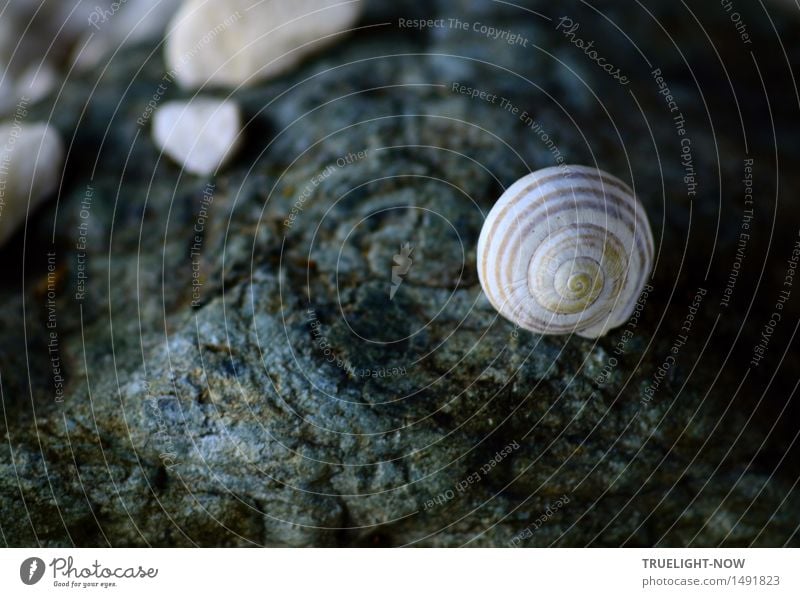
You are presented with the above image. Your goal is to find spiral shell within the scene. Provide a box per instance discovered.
[477,165,654,338]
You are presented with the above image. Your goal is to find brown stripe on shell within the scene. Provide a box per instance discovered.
[481,167,637,256]
[488,193,647,310]
[477,165,654,337]
[489,225,628,333]
[479,171,651,300]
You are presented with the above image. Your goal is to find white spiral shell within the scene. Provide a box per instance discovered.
[477,165,654,338]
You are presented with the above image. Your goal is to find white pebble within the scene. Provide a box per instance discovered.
[165,0,362,88]
[152,99,242,175]
[15,64,59,105]
[0,122,65,247]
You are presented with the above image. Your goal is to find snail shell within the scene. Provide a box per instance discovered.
[477,165,654,338]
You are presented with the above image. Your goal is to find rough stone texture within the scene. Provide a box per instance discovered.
[1,0,799,547]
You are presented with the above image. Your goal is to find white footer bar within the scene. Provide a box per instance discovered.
[1,548,798,596]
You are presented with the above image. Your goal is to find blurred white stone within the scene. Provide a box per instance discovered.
[164,0,363,88]
[0,1,102,69]
[152,99,241,175]
[0,1,116,116]
[0,122,65,247]
[72,0,183,71]
[15,64,60,104]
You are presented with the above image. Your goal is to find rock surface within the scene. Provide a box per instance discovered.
[0,0,799,547]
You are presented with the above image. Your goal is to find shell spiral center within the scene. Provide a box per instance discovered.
[475,165,655,338]
[528,225,626,318]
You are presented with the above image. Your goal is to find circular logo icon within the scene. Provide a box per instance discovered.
[20,557,45,585]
